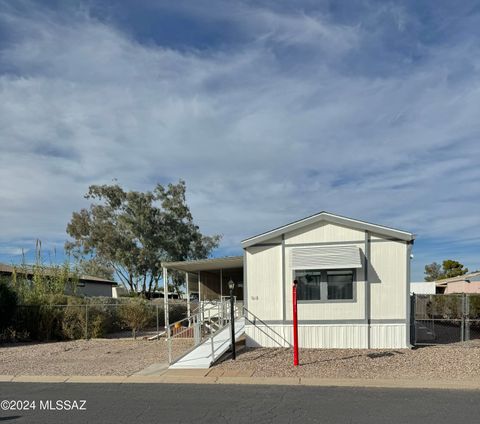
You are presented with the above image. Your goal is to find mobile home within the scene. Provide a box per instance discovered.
[163,211,414,350]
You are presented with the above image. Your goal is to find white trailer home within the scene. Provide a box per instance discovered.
[242,212,415,349]
[162,211,415,357]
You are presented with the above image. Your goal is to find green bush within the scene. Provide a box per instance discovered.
[62,297,121,339]
[62,298,87,340]
[117,298,155,339]
[2,288,187,341]
[468,295,480,319]
[85,297,121,338]
[426,294,463,319]
[0,279,17,331]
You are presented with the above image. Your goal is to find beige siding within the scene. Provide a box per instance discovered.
[284,243,366,321]
[284,222,364,244]
[369,240,407,320]
[246,245,282,320]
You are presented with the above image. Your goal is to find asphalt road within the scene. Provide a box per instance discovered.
[0,382,479,424]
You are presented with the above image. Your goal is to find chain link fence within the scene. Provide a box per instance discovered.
[412,294,480,346]
[1,300,187,342]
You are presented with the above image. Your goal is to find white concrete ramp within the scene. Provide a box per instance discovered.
[169,318,245,369]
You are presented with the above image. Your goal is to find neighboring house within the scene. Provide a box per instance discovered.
[163,211,415,349]
[410,281,436,295]
[435,272,480,294]
[0,263,117,297]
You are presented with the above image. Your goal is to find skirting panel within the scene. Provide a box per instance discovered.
[245,323,408,349]
[369,324,408,348]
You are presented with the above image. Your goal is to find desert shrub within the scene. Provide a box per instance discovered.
[0,327,30,343]
[85,297,121,338]
[0,278,17,331]
[468,295,480,319]
[21,294,71,341]
[37,304,65,340]
[145,301,187,327]
[12,304,64,341]
[168,301,187,324]
[62,298,87,339]
[426,295,463,319]
[61,297,118,339]
[117,298,155,339]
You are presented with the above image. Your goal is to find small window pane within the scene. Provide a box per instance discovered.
[327,271,353,300]
[295,270,321,301]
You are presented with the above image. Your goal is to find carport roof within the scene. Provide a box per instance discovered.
[162,256,243,272]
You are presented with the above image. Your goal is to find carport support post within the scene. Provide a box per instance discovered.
[186,271,190,318]
[293,280,299,366]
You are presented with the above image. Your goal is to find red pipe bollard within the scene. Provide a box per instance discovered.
[293,280,299,366]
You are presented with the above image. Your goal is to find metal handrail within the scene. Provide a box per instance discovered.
[204,300,244,364]
[242,305,291,347]
[167,298,242,365]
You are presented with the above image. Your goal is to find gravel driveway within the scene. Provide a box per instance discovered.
[0,338,192,376]
[213,345,480,380]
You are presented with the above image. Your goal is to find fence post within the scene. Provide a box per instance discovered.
[465,294,470,342]
[85,304,88,340]
[460,294,466,342]
[410,295,416,346]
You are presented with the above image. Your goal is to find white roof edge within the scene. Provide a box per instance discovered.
[161,256,243,271]
[435,271,480,285]
[241,211,415,248]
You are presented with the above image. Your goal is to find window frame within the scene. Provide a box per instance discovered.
[293,268,357,304]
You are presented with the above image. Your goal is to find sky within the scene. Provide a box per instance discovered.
[0,0,479,281]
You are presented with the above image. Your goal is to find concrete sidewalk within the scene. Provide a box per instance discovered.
[1,371,479,390]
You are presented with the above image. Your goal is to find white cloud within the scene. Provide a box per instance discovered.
[0,247,26,256]
[0,1,479,279]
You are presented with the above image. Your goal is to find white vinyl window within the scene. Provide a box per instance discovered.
[294,269,355,302]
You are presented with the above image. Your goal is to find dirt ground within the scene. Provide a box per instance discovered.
[213,344,480,380]
[0,337,192,376]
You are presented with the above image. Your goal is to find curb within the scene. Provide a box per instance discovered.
[1,374,479,390]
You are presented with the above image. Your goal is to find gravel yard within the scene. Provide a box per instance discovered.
[3,338,480,381]
[212,345,480,380]
[0,338,192,376]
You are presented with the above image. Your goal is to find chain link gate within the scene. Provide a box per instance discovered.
[411,294,480,346]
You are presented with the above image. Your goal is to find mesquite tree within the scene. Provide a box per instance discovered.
[65,180,220,297]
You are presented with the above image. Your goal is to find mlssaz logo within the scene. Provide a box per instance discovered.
[40,400,87,411]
